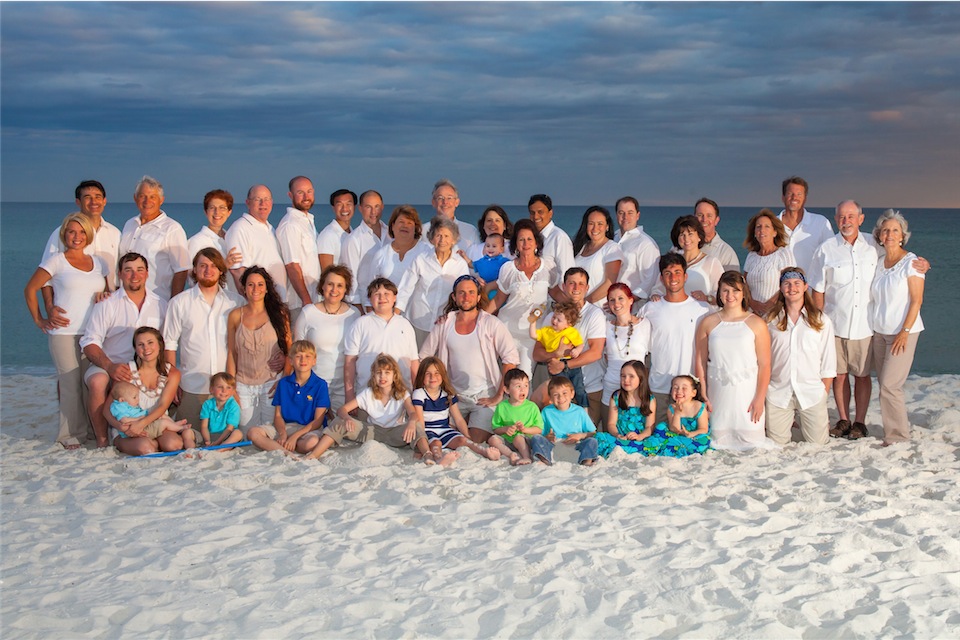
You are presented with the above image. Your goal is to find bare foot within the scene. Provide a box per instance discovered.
[509,453,522,466]
[484,446,501,461]
[424,457,437,466]
[516,456,532,466]
[439,450,461,467]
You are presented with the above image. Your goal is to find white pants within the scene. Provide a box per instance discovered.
[237,379,277,430]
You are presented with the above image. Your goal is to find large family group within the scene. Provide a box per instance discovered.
[24,175,928,465]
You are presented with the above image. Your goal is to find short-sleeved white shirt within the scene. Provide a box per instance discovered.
[224,213,288,303]
[653,252,725,301]
[396,251,470,332]
[38,253,109,336]
[808,232,878,340]
[163,285,244,394]
[543,301,607,393]
[344,313,419,390]
[118,212,190,303]
[744,247,796,306]
[341,222,389,303]
[355,387,409,429]
[316,219,351,265]
[496,257,558,338]
[640,296,710,394]
[539,221,575,288]
[702,232,740,272]
[41,218,122,288]
[778,209,834,273]
[80,288,167,365]
[869,252,925,336]
[275,207,320,309]
[294,303,360,406]
[767,312,837,410]
[617,226,661,299]
[575,240,624,298]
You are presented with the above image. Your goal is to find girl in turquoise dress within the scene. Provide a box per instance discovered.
[596,360,657,457]
[643,375,711,457]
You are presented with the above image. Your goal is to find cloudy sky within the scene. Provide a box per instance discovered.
[2,1,958,208]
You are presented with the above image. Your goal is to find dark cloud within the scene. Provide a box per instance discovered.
[2,2,958,206]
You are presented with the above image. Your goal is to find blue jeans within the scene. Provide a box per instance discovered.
[529,434,598,465]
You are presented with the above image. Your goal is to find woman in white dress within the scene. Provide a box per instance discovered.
[465,205,514,262]
[490,219,559,376]
[743,209,795,316]
[294,265,360,414]
[572,206,623,303]
[651,216,724,307]
[601,283,651,426]
[24,213,110,448]
[696,271,776,450]
[869,210,926,445]
[357,205,426,311]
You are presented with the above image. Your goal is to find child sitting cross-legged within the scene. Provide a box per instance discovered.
[528,376,598,466]
[491,368,543,466]
[198,372,246,448]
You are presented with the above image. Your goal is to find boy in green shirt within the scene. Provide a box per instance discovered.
[492,369,543,466]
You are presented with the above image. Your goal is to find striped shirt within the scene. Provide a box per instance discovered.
[411,388,459,431]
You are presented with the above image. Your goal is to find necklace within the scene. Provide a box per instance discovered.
[322,300,345,315]
[613,319,634,355]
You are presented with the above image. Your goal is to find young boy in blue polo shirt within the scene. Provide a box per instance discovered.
[529,376,598,466]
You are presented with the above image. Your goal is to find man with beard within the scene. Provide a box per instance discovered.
[163,248,245,429]
[276,176,321,319]
[80,253,166,447]
[420,275,519,444]
[317,188,357,271]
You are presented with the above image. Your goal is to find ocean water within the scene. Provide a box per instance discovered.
[3,201,956,375]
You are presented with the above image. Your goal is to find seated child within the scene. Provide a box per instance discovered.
[110,381,189,439]
[245,340,331,458]
[529,376,598,466]
[337,354,434,464]
[596,360,657,458]
[491,368,543,466]
[198,372,245,448]
[460,233,510,299]
[529,301,587,406]
[642,374,710,458]
[411,356,502,466]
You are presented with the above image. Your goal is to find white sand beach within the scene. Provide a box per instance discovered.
[2,372,959,639]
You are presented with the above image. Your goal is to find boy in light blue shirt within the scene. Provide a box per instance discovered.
[529,376,598,466]
[199,372,245,447]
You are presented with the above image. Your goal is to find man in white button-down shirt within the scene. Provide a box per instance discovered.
[341,190,388,307]
[163,247,245,429]
[276,176,321,318]
[421,179,479,252]
[225,184,288,302]
[694,197,740,272]
[614,195,660,305]
[528,193,575,300]
[778,176,834,273]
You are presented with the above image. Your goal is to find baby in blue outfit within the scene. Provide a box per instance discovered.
[110,381,187,439]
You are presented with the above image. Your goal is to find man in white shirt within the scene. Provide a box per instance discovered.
[341,190,388,306]
[118,176,190,303]
[533,267,607,423]
[80,253,166,447]
[317,188,357,271]
[224,184,288,302]
[276,176,320,317]
[528,194,575,300]
[695,197,740,271]
[778,176,834,272]
[163,247,245,429]
[614,196,660,305]
[421,179,480,251]
[41,180,122,327]
[640,253,711,424]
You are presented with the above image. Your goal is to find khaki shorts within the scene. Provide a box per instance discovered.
[372,422,427,449]
[836,336,872,377]
[320,418,368,446]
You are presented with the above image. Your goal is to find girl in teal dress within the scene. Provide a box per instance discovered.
[596,360,657,457]
[643,375,711,457]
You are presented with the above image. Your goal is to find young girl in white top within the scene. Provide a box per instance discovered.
[337,354,433,462]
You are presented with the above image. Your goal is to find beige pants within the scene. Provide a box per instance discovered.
[872,332,919,443]
[765,393,829,445]
[48,334,92,445]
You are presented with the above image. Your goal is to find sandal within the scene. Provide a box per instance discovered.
[830,419,851,438]
[847,422,868,440]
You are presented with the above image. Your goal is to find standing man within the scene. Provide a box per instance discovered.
[528,193,575,300]
[80,253,166,447]
[532,268,607,423]
[640,254,711,424]
[163,248,245,429]
[420,275,520,443]
[317,188,357,271]
[423,179,479,251]
[224,184,288,301]
[276,176,321,318]
[778,176,833,273]
[341,190,388,306]
[614,196,661,305]
[118,176,190,303]
[695,197,740,272]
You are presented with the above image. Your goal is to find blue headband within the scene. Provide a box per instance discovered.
[454,274,482,290]
[780,270,806,284]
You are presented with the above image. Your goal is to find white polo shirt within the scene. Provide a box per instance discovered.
[539,221,575,288]
[808,232,878,340]
[224,213,288,302]
[276,207,320,309]
[79,288,166,365]
[702,232,740,272]
[41,218,122,288]
[640,296,710,394]
[344,313,419,390]
[617,226,661,299]
[767,311,837,410]
[163,285,245,394]
[778,209,834,273]
[316,219,351,265]
[118,211,190,303]
[341,222,389,303]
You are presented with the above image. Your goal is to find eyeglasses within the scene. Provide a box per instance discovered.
[248,197,272,204]
[434,196,458,203]
[205,205,230,212]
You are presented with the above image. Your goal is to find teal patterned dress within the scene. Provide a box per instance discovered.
[643,402,711,458]
[596,392,655,457]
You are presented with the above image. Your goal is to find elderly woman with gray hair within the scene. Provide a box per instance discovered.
[396,216,470,347]
[869,209,926,446]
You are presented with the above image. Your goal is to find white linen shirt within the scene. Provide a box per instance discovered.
[869,252,925,335]
[224,213,288,303]
[767,311,837,410]
[808,232,878,340]
[41,218,122,288]
[640,296,711,394]
[358,241,431,307]
[617,226,661,299]
[316,219,351,265]
[702,232,740,272]
[162,285,245,394]
[778,209,834,273]
[396,251,470,332]
[80,288,166,365]
[276,207,321,309]
[341,222,389,303]
[575,240,624,298]
[539,221,575,288]
[118,212,190,303]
